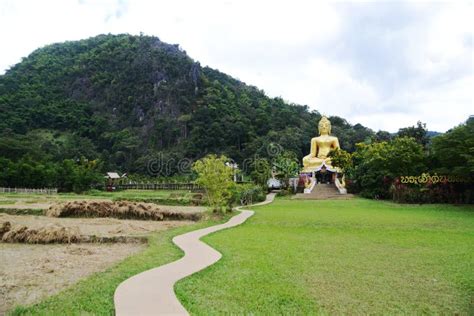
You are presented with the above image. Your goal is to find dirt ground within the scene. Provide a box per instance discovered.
[0,242,145,314]
[0,213,193,237]
[0,213,198,314]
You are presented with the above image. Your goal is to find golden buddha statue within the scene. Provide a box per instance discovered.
[302,116,340,172]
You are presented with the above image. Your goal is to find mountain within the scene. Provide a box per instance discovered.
[0,34,375,175]
[427,131,441,138]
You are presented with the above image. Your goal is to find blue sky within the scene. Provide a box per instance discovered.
[0,0,472,132]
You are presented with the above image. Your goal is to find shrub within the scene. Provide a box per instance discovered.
[276,189,292,197]
[229,183,266,206]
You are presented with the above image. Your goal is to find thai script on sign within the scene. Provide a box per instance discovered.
[400,173,471,185]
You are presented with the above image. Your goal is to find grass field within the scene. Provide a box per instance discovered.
[175,198,474,314]
[0,189,187,201]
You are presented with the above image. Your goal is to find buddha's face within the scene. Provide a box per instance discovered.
[318,118,331,135]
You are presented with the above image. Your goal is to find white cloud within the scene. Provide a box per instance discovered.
[0,0,472,132]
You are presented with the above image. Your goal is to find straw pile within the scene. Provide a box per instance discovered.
[46,201,201,221]
[0,221,146,244]
[0,221,80,244]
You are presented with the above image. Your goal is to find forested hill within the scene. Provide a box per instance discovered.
[0,33,375,174]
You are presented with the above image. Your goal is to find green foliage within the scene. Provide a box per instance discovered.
[373,130,392,142]
[272,151,300,189]
[193,155,234,212]
[328,148,353,171]
[386,117,474,204]
[431,117,474,176]
[0,156,102,192]
[249,158,271,187]
[350,137,426,198]
[390,181,473,204]
[229,183,266,206]
[397,121,429,147]
[59,158,103,193]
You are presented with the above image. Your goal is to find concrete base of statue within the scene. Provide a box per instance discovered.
[299,162,347,195]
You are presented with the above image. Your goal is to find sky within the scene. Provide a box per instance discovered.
[0,0,472,133]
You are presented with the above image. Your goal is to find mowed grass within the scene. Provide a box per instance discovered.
[176,198,474,314]
[9,215,229,315]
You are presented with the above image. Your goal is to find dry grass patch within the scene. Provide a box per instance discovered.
[0,242,145,314]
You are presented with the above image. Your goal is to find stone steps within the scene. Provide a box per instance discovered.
[294,183,354,200]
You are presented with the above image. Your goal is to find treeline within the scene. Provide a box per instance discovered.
[0,157,102,193]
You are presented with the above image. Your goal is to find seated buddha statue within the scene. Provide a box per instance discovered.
[302,116,340,172]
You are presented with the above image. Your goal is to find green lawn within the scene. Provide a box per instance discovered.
[176,198,474,314]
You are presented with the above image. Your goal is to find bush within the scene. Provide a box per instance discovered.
[390,180,474,204]
[276,189,292,197]
[229,183,266,207]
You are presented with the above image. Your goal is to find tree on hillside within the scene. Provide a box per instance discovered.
[397,121,429,148]
[374,130,392,142]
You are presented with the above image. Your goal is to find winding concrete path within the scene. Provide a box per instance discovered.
[114,193,276,316]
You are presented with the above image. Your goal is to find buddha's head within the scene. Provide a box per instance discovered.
[318,116,331,135]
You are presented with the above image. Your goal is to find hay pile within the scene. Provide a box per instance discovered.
[46,201,201,221]
[0,221,80,244]
[0,221,146,244]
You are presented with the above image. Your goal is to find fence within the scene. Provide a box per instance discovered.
[0,187,58,194]
[116,183,202,191]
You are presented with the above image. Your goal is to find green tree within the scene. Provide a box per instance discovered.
[430,117,474,176]
[57,158,102,193]
[351,137,426,198]
[249,157,271,187]
[328,148,353,172]
[397,121,429,148]
[273,151,300,189]
[374,130,392,142]
[193,154,235,213]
